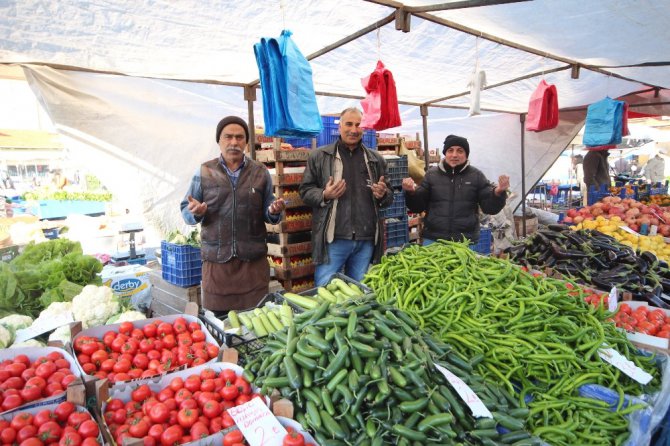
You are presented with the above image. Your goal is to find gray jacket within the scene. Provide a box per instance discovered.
[405,161,506,243]
[299,140,394,265]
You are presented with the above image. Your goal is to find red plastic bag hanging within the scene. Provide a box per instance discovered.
[360,60,401,131]
[621,102,630,137]
[526,79,559,132]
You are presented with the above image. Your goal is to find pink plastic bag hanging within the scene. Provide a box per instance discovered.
[360,60,401,130]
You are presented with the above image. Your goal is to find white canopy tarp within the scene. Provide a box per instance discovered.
[2,0,670,230]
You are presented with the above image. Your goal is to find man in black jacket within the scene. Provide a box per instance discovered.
[402,134,509,245]
[300,108,393,286]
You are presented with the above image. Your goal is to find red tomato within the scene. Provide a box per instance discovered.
[143,323,158,338]
[128,418,150,438]
[172,317,188,334]
[179,398,198,411]
[16,424,38,443]
[45,382,64,396]
[67,412,91,429]
[107,398,125,412]
[220,382,239,401]
[160,425,183,446]
[113,359,132,374]
[157,322,173,337]
[58,431,82,446]
[148,402,169,424]
[202,399,222,418]
[190,421,210,439]
[54,401,76,423]
[14,354,30,367]
[131,384,152,403]
[223,430,245,446]
[132,353,149,371]
[0,426,16,444]
[191,330,206,343]
[221,369,237,383]
[177,407,199,429]
[234,377,252,395]
[148,423,164,441]
[222,410,235,428]
[283,430,305,446]
[7,362,27,377]
[174,388,192,404]
[162,334,176,350]
[235,394,251,406]
[11,412,34,430]
[19,384,42,402]
[184,375,201,393]
[38,420,63,443]
[78,419,99,439]
[169,377,184,392]
[209,416,223,433]
[82,437,100,446]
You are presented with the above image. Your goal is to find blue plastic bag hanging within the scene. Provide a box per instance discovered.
[583,97,625,146]
[254,30,321,138]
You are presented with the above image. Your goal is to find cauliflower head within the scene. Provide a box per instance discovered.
[0,314,33,332]
[72,285,120,329]
[106,310,147,325]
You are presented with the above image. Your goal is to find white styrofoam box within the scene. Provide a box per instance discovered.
[0,346,80,414]
[622,301,670,352]
[102,362,259,446]
[71,313,221,384]
[100,264,152,300]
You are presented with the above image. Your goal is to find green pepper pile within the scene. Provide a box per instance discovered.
[247,296,540,446]
[364,241,660,446]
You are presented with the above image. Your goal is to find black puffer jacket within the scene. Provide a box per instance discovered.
[405,161,506,243]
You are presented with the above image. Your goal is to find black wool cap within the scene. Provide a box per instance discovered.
[216,116,249,143]
[443,134,470,157]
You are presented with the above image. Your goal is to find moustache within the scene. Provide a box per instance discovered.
[226,146,243,152]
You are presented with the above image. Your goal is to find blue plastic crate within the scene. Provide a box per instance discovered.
[161,241,202,287]
[379,190,406,218]
[384,215,409,250]
[470,228,492,255]
[283,136,313,149]
[318,116,376,149]
[587,185,612,206]
[384,156,408,189]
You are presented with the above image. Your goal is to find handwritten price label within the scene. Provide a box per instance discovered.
[598,348,653,385]
[609,287,618,313]
[227,397,287,446]
[434,363,492,418]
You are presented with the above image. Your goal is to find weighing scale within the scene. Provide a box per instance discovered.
[111,220,146,264]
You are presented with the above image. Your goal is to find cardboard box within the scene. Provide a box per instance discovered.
[101,264,152,300]
[623,301,670,353]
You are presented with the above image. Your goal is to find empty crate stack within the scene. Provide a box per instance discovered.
[257,137,315,293]
[382,155,409,252]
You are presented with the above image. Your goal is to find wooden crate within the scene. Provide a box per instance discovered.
[272,263,315,280]
[278,278,315,293]
[148,269,200,315]
[271,173,304,186]
[267,241,312,257]
[256,149,310,163]
[266,219,312,233]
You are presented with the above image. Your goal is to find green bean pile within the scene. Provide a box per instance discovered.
[364,241,660,446]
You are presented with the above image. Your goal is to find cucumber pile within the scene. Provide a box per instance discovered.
[282,277,368,311]
[246,295,540,446]
[225,302,294,337]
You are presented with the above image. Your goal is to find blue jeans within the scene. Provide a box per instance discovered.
[422,238,436,246]
[315,239,374,286]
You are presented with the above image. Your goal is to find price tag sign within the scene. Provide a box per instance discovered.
[599,348,653,385]
[434,363,492,418]
[228,397,287,446]
[14,313,74,345]
[620,225,640,236]
[609,287,618,313]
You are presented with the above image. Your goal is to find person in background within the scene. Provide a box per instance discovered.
[644,150,666,184]
[583,149,611,189]
[402,134,509,245]
[180,116,286,314]
[299,107,393,286]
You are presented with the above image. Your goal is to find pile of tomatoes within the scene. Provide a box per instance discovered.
[564,283,609,309]
[103,367,260,445]
[0,401,100,446]
[0,351,78,412]
[612,303,670,338]
[73,318,220,383]
[220,426,316,446]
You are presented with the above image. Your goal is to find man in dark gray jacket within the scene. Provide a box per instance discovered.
[402,134,509,245]
[300,108,393,286]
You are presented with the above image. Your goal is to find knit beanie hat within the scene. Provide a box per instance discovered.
[216,116,249,143]
[443,134,470,157]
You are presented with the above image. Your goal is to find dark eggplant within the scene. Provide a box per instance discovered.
[643,292,670,310]
[550,242,589,260]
